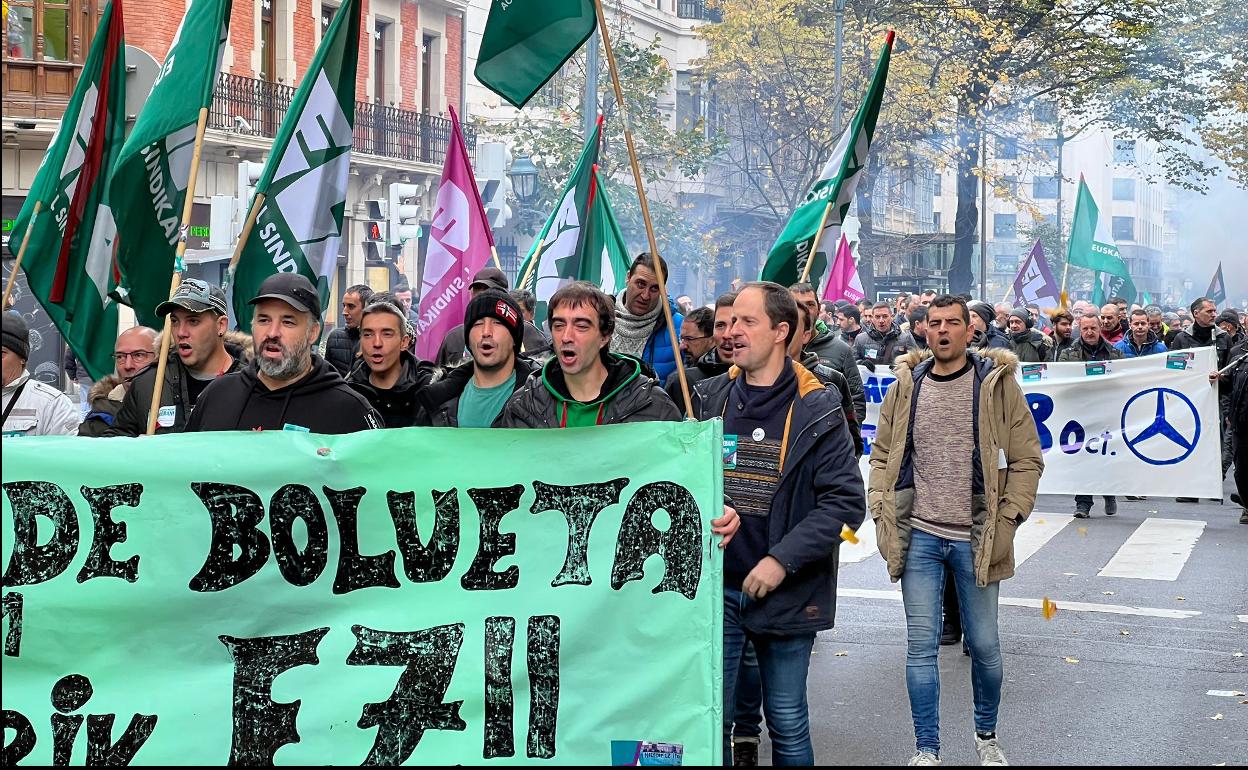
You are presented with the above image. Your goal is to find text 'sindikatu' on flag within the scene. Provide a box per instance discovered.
[414,105,497,360]
[475,0,596,109]
[228,0,361,325]
[514,115,631,327]
[1067,175,1137,305]
[109,0,232,328]
[760,30,895,288]
[7,0,127,380]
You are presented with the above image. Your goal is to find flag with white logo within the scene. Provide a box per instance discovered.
[1067,176,1137,305]
[1010,240,1060,308]
[7,0,126,380]
[109,0,231,327]
[228,0,360,326]
[414,105,496,360]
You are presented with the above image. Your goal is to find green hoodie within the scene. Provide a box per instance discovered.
[541,353,641,428]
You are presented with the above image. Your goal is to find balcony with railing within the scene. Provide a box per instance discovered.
[210,73,474,166]
[677,0,722,22]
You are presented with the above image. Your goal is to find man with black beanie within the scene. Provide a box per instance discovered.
[1006,307,1052,362]
[420,289,539,427]
[3,312,79,436]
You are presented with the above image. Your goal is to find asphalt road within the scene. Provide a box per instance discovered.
[761,483,1247,766]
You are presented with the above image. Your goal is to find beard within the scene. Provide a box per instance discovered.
[256,333,313,380]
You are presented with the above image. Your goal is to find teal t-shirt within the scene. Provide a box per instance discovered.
[456,371,517,428]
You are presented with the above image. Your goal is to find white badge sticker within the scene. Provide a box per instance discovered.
[157,405,177,428]
[997,448,1008,470]
[752,427,766,442]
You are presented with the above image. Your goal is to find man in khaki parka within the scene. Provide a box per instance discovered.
[868,294,1043,767]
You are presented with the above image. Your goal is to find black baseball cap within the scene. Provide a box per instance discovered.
[248,273,321,316]
[156,278,229,317]
[468,267,509,293]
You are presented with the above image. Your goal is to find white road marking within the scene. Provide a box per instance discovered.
[837,588,1202,619]
[1013,513,1075,567]
[1097,518,1205,581]
[1237,615,1248,623]
[839,515,878,563]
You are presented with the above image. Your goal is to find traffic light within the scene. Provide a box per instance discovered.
[387,183,422,247]
[237,160,266,208]
[476,142,513,230]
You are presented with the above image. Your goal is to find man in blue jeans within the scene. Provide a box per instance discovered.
[868,295,1043,766]
[692,282,865,766]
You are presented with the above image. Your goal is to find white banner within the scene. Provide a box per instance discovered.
[858,347,1222,496]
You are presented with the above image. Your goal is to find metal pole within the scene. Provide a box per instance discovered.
[1055,120,1064,251]
[979,130,988,300]
[833,0,845,133]
[584,28,600,140]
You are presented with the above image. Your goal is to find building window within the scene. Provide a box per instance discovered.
[321,3,338,36]
[676,71,700,130]
[995,175,1017,198]
[1035,138,1059,163]
[932,212,941,230]
[5,0,81,61]
[994,213,1017,239]
[1112,216,1134,242]
[996,137,1018,160]
[932,173,941,196]
[260,0,276,82]
[1113,139,1136,164]
[1113,177,1135,201]
[1033,102,1058,124]
[1032,175,1059,199]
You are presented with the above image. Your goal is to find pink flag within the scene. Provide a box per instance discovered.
[415,105,496,360]
[822,235,865,303]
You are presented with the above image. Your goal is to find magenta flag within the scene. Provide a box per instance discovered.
[822,235,865,303]
[415,105,496,359]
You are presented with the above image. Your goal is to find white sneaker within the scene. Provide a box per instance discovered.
[975,735,1009,766]
[907,751,942,766]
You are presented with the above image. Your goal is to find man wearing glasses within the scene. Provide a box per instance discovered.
[107,279,246,436]
[78,326,158,436]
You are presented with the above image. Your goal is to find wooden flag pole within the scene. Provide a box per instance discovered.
[146,107,211,436]
[518,236,546,294]
[224,192,266,284]
[489,244,504,271]
[593,0,693,417]
[1058,262,1070,310]
[798,198,835,284]
[2,201,41,310]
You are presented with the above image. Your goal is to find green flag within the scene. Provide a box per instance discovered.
[1067,176,1136,305]
[109,0,232,327]
[228,0,361,323]
[475,0,596,109]
[7,0,127,381]
[515,117,631,327]
[760,30,895,288]
[1206,262,1226,305]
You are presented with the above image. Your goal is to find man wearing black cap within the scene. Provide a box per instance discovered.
[433,267,549,367]
[108,278,246,436]
[3,312,79,436]
[1006,307,1052,362]
[419,289,540,427]
[346,291,435,428]
[184,273,381,433]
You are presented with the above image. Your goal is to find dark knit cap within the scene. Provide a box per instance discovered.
[464,289,524,352]
[968,301,994,328]
[1009,307,1033,329]
[2,311,30,360]
[1216,309,1240,329]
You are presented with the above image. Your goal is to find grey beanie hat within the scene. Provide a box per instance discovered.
[2,312,30,360]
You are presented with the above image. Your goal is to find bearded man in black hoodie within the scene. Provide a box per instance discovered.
[185,274,381,433]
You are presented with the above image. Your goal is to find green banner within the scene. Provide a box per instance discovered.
[2,423,723,765]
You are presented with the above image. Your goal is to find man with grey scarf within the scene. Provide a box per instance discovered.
[613,252,683,382]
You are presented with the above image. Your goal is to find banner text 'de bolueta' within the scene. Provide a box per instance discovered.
[1,422,724,766]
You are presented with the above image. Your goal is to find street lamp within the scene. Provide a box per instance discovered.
[509,155,540,204]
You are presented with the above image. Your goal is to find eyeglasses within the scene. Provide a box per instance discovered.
[680,335,711,343]
[114,351,155,363]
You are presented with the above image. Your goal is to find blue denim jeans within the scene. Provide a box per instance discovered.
[733,641,764,739]
[722,588,816,766]
[901,529,1003,755]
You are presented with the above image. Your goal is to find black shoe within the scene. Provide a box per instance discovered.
[1240,509,1248,525]
[1176,497,1198,503]
[1104,498,1117,516]
[962,641,970,656]
[733,738,759,767]
[1074,508,1090,518]
[940,624,962,646]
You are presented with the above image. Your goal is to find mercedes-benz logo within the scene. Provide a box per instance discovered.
[1120,387,1201,466]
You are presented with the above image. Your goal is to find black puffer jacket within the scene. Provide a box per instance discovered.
[499,352,680,427]
[663,348,731,414]
[691,360,865,635]
[78,375,125,437]
[1225,340,1247,441]
[853,325,916,367]
[184,354,381,433]
[346,351,436,428]
[106,332,251,436]
[419,355,540,427]
[324,326,360,376]
[801,352,863,457]
[805,325,865,420]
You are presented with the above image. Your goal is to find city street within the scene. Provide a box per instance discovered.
[793,480,1247,766]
